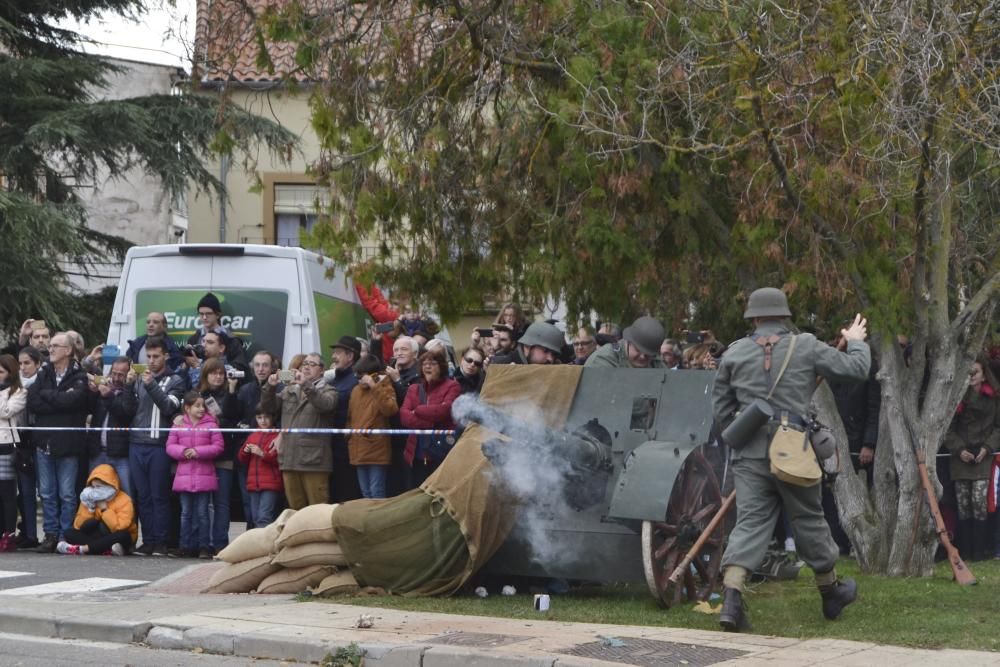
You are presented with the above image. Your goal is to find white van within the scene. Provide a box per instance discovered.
[103,244,372,366]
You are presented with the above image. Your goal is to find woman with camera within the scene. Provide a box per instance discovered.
[195,358,243,554]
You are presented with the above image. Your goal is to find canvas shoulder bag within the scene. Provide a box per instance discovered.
[764,336,822,487]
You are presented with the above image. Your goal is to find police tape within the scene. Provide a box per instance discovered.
[12,426,458,436]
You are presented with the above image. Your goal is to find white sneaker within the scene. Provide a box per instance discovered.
[111,543,125,557]
[56,541,82,555]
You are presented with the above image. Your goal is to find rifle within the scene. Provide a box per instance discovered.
[668,491,736,587]
[908,432,976,586]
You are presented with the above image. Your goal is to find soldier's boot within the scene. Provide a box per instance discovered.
[817,569,857,620]
[719,566,751,633]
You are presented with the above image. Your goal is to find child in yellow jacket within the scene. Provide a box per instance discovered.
[57,464,137,556]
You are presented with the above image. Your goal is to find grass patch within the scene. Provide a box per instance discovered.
[317,558,1000,652]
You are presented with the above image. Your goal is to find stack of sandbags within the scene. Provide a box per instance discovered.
[202,503,360,596]
[202,508,296,593]
[256,503,342,594]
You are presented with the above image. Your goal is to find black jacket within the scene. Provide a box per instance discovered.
[201,386,243,461]
[26,360,90,458]
[88,384,135,459]
[830,358,881,452]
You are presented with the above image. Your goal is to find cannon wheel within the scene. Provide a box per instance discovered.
[642,444,732,608]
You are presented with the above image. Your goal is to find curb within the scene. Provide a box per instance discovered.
[1,609,581,666]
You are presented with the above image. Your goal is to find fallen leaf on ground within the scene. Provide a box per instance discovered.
[692,601,721,614]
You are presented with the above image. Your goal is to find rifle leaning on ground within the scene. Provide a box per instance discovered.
[906,428,976,586]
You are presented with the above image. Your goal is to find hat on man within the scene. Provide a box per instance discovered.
[330,335,362,357]
[198,292,222,313]
[743,287,792,319]
[622,316,665,357]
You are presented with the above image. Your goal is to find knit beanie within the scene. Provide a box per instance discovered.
[197,292,222,313]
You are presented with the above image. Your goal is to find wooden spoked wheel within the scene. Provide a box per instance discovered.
[642,443,733,608]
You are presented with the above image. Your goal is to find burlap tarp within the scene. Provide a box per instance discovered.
[332,364,582,596]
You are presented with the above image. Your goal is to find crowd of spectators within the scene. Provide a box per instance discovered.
[0,287,997,564]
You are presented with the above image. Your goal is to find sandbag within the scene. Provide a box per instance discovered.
[202,556,279,593]
[272,541,349,569]
[274,503,339,550]
[257,565,335,594]
[310,569,360,597]
[216,508,297,563]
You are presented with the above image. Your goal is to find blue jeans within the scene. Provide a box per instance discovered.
[250,490,281,527]
[35,451,78,539]
[236,460,254,528]
[17,469,37,540]
[357,465,388,499]
[179,492,211,551]
[89,453,131,499]
[211,467,233,550]
[129,443,172,545]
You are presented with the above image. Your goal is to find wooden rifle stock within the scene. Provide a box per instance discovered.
[914,448,976,585]
[668,491,736,586]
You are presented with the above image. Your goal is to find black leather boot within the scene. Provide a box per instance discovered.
[719,587,752,632]
[819,577,857,620]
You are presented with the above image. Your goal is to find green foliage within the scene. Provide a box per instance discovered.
[321,642,365,667]
[0,0,297,342]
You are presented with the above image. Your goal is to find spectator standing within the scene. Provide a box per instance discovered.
[187,292,248,371]
[660,340,682,369]
[27,333,90,553]
[235,350,279,528]
[56,464,136,556]
[15,348,42,548]
[355,284,400,364]
[16,319,51,356]
[87,357,134,497]
[122,337,186,556]
[326,336,361,502]
[197,358,242,552]
[166,392,223,559]
[385,336,421,496]
[260,353,338,509]
[0,355,27,551]
[237,408,282,527]
[454,347,485,395]
[944,358,998,561]
[347,354,398,499]
[126,311,184,372]
[494,303,529,340]
[400,351,461,490]
[570,328,598,365]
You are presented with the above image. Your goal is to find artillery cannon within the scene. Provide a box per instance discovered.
[458,367,733,607]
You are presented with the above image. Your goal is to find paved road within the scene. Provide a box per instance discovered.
[0,632,312,666]
[0,550,198,595]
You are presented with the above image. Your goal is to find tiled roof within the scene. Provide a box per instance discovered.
[193,0,311,84]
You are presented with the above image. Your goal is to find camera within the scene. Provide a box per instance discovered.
[183,344,205,358]
[685,331,704,345]
[374,322,395,334]
[227,369,245,379]
[475,327,494,338]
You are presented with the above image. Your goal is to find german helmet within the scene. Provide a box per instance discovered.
[622,316,665,356]
[743,287,792,319]
[518,322,565,354]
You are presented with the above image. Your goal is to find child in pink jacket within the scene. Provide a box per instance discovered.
[166,392,223,558]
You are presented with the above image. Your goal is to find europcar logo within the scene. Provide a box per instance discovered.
[163,312,257,332]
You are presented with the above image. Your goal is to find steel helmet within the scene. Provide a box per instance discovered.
[622,316,665,357]
[518,322,565,354]
[743,287,792,319]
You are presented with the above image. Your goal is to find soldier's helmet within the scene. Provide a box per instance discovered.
[519,322,565,354]
[622,316,665,357]
[743,287,792,319]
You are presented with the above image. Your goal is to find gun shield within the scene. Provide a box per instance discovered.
[721,399,774,449]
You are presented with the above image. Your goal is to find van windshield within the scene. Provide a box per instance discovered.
[136,289,287,360]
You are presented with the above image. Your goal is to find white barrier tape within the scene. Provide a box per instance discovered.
[12,426,457,436]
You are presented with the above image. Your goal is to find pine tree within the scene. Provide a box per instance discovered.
[0,0,296,343]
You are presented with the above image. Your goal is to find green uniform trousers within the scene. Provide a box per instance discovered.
[721,458,838,574]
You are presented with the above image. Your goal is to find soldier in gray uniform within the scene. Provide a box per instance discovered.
[585,316,667,369]
[713,288,870,631]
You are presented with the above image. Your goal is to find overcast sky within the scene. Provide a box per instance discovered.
[59,0,196,69]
